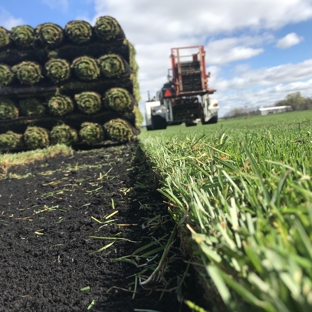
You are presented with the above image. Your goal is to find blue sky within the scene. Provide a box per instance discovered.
[1,0,312,117]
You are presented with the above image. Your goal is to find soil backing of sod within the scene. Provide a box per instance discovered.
[0,142,208,312]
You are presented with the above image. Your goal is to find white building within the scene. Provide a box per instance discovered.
[259,106,292,116]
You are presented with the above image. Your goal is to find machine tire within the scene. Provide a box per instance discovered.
[152,115,167,130]
[202,115,218,125]
[185,121,197,127]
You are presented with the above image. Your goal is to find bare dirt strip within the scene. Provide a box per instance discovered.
[0,143,207,312]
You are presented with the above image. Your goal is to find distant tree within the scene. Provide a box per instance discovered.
[275,92,312,111]
[286,92,306,110]
[225,92,311,119]
[224,107,260,119]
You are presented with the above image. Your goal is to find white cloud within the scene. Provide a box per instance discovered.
[216,59,312,91]
[205,34,274,65]
[94,0,312,44]
[0,8,23,29]
[217,78,312,116]
[276,32,303,49]
[42,0,69,12]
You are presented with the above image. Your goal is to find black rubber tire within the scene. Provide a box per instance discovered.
[185,122,197,127]
[202,115,218,125]
[152,115,167,130]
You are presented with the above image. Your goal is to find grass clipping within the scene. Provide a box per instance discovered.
[48,95,74,116]
[104,118,134,143]
[35,22,64,47]
[19,98,46,116]
[72,56,100,81]
[0,64,14,87]
[24,126,50,150]
[50,124,78,145]
[75,91,102,114]
[79,122,104,145]
[45,58,71,84]
[12,61,42,85]
[0,99,19,120]
[0,131,23,149]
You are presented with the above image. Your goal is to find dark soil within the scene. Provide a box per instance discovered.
[0,142,199,312]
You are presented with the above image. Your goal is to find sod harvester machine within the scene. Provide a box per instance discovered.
[0,17,143,152]
[145,45,218,130]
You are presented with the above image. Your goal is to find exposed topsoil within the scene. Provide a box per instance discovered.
[0,142,206,312]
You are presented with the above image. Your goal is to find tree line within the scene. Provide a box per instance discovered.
[224,92,312,119]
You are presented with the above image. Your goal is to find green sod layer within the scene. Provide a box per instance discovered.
[0,99,19,120]
[104,87,135,113]
[10,25,35,48]
[79,122,104,145]
[97,54,126,77]
[103,118,134,143]
[0,64,14,87]
[132,106,144,129]
[0,131,23,149]
[48,95,74,116]
[50,124,78,145]
[0,26,10,49]
[126,40,140,102]
[12,61,42,85]
[45,58,71,84]
[94,16,122,41]
[35,22,64,47]
[71,56,100,81]
[19,98,46,116]
[75,91,102,114]
[24,126,50,150]
[65,20,93,44]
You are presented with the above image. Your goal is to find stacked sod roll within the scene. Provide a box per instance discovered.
[0,16,143,151]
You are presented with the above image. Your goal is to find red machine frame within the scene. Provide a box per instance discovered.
[169,45,215,96]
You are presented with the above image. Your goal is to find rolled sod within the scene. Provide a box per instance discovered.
[19,98,46,116]
[104,87,135,113]
[103,118,134,143]
[94,16,123,40]
[75,91,102,114]
[0,26,10,49]
[0,99,19,120]
[48,95,74,116]
[45,58,71,83]
[24,126,50,150]
[97,54,127,77]
[50,124,78,145]
[65,20,93,44]
[12,61,42,85]
[79,122,104,145]
[35,22,64,47]
[71,56,100,81]
[0,64,14,87]
[0,131,23,149]
[10,25,35,48]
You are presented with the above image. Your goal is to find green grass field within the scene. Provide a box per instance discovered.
[1,110,311,311]
[139,110,312,312]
